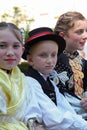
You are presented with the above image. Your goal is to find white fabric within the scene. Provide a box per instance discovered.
[24,76,87,130]
[0,88,7,114]
[65,93,87,118]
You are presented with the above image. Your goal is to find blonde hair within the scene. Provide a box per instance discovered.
[54,11,86,35]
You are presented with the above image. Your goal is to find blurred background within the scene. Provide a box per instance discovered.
[0,0,87,60]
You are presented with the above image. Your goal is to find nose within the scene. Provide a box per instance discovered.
[83,31,87,40]
[6,47,14,56]
[47,56,52,64]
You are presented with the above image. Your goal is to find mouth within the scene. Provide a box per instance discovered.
[46,66,53,69]
[80,42,85,46]
[5,59,15,62]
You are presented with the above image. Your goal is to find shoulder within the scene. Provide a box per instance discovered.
[25,76,39,83]
[82,57,87,65]
[24,76,43,91]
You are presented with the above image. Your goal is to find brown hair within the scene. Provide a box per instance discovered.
[54,11,86,35]
[0,22,23,44]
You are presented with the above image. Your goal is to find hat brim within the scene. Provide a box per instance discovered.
[22,34,66,60]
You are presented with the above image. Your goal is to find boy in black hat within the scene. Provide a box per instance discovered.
[23,27,87,130]
[22,27,65,105]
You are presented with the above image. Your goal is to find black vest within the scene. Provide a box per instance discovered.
[26,66,57,105]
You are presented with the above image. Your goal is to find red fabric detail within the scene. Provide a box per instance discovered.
[26,32,53,43]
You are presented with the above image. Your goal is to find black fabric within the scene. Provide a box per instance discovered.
[25,66,57,105]
[22,27,66,60]
[55,51,87,100]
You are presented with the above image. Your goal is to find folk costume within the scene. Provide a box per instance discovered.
[24,66,87,130]
[54,50,87,119]
[0,66,30,130]
[22,27,87,130]
[26,66,57,105]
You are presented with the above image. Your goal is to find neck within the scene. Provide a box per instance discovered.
[0,68,12,74]
[65,49,75,54]
[63,50,78,59]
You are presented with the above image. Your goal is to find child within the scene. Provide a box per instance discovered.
[0,22,45,130]
[22,27,87,130]
[54,11,87,119]
[0,22,32,130]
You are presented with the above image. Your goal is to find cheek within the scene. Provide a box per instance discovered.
[36,59,45,66]
[73,38,80,43]
[71,34,80,42]
[37,59,44,64]
[16,50,23,58]
[0,51,5,58]
[54,57,57,64]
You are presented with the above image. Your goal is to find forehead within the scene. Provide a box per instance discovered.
[30,40,58,52]
[0,28,22,43]
[69,20,87,30]
[0,28,19,35]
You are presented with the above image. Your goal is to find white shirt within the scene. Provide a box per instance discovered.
[24,76,87,130]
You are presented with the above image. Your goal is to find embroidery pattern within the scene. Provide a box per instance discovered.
[69,57,84,96]
[50,70,69,85]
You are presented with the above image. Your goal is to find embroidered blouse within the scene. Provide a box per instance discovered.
[54,50,87,119]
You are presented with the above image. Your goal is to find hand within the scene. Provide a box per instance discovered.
[27,118,46,130]
[35,125,45,130]
[80,98,87,109]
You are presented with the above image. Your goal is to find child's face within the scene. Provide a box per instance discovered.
[0,28,24,70]
[27,40,58,78]
[64,20,87,53]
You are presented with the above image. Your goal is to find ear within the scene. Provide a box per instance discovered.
[22,47,25,54]
[21,47,25,56]
[59,32,67,42]
[59,32,65,38]
[26,54,33,66]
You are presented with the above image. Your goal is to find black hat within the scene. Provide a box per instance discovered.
[22,27,66,60]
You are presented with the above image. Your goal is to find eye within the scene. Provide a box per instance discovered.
[75,29,84,35]
[51,52,57,58]
[13,43,21,48]
[39,53,47,58]
[0,43,7,49]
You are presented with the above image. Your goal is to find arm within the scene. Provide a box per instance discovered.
[0,88,7,114]
[80,97,87,108]
[27,118,45,130]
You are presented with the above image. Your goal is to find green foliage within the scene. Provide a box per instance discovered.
[18,61,29,74]
[1,6,35,31]
[24,30,29,41]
